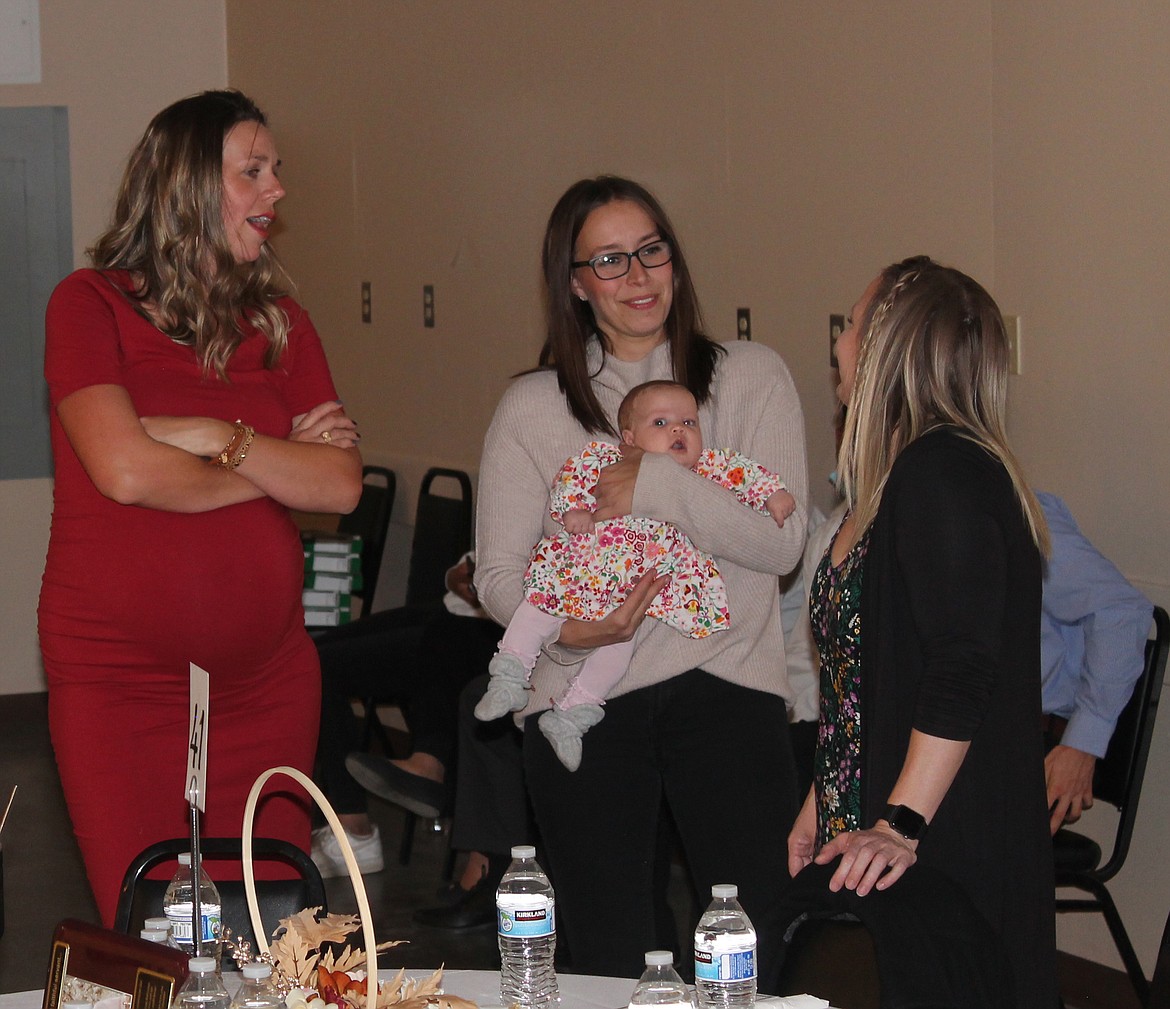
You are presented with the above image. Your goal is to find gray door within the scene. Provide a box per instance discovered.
[1,105,72,479]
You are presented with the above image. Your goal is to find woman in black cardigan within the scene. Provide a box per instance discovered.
[785,257,1057,1008]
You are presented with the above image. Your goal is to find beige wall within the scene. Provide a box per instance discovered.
[3,0,1167,977]
[0,0,228,693]
[226,0,1170,974]
[990,0,1170,975]
[220,0,1170,973]
[226,1,997,521]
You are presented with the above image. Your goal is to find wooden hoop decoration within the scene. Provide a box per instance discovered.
[242,765,378,1009]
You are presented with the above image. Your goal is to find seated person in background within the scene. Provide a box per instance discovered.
[475,380,795,771]
[1037,491,1153,833]
[312,554,500,875]
[414,673,532,930]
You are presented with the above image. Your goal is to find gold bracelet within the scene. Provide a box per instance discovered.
[232,422,255,467]
[210,420,256,470]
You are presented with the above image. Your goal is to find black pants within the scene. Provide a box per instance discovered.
[451,673,533,857]
[523,669,798,978]
[315,606,500,814]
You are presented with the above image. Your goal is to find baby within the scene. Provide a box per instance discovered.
[475,380,796,769]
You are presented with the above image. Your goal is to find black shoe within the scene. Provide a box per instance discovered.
[413,875,496,930]
[431,880,467,905]
[345,753,446,819]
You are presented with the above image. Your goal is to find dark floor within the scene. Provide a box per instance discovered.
[0,691,1143,1006]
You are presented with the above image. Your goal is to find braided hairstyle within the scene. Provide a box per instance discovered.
[837,256,1048,554]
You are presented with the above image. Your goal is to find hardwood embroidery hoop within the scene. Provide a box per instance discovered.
[241,765,379,1009]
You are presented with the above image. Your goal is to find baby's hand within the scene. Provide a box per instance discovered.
[766,489,797,528]
[562,509,596,535]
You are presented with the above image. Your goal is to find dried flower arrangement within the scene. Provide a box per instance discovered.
[223,906,476,1009]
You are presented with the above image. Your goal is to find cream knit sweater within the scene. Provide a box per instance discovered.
[476,337,809,714]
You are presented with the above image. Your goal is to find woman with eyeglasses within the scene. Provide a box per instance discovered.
[475,176,809,975]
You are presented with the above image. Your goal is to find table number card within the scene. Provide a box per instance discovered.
[186,663,210,812]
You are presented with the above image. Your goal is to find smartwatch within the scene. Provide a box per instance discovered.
[882,803,928,841]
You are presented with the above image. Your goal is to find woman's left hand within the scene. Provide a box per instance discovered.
[814,822,918,896]
[290,400,360,448]
[593,444,643,521]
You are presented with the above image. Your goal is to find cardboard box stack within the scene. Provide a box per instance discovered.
[302,531,362,627]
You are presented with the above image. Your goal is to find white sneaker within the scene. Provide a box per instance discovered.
[310,824,385,878]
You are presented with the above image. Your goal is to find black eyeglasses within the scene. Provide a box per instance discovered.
[572,239,673,281]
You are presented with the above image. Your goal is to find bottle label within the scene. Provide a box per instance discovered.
[497,894,555,937]
[694,946,755,983]
[166,903,222,943]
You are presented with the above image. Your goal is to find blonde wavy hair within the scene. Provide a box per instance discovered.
[89,90,291,378]
[837,256,1049,555]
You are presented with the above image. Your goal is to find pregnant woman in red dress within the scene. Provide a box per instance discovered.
[38,90,362,925]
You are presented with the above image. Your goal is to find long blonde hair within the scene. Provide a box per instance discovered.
[837,256,1049,555]
[89,90,290,378]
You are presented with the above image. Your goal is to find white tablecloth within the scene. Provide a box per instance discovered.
[0,970,631,1009]
[2,968,828,1009]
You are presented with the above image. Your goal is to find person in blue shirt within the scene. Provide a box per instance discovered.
[1038,492,1153,834]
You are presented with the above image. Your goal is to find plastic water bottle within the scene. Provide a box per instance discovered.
[163,853,223,960]
[693,884,756,1009]
[174,956,230,1009]
[144,916,182,949]
[229,962,285,1009]
[141,927,171,944]
[496,844,559,1009]
[629,951,695,1009]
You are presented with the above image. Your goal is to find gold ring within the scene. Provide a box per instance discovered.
[321,430,332,442]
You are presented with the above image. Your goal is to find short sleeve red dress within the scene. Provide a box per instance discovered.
[38,269,337,925]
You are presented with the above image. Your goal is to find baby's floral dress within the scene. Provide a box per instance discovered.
[522,441,787,639]
[810,518,869,848]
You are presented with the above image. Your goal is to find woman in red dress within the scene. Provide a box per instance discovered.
[38,90,362,925]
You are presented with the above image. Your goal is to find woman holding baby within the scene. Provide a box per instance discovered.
[475,175,808,975]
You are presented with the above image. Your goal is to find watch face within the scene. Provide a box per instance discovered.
[885,804,927,840]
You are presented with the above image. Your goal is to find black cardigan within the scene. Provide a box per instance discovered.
[859,427,1056,1009]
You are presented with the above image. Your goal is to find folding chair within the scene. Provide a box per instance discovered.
[1055,605,1169,1006]
[113,837,327,950]
[337,464,397,615]
[359,467,473,751]
[345,468,472,868]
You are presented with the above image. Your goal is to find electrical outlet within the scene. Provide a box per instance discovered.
[1004,314,1022,375]
[361,282,371,324]
[736,308,751,341]
[423,285,435,328]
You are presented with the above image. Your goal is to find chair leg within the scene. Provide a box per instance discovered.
[1060,878,1151,1006]
[1092,883,1150,1005]
[359,698,380,751]
[398,811,417,865]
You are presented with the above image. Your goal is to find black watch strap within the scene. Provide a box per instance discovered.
[882,803,928,841]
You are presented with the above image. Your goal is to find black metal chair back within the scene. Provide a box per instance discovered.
[1055,604,1168,1005]
[337,465,397,609]
[113,837,327,950]
[403,468,473,607]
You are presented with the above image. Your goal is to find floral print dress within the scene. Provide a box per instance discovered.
[522,441,788,639]
[810,518,869,848]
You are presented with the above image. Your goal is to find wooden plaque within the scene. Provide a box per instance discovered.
[42,919,189,1009]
